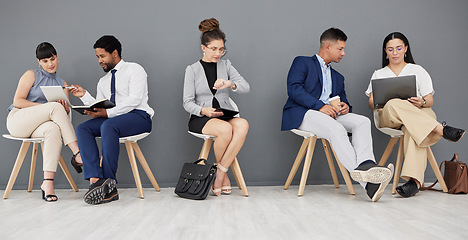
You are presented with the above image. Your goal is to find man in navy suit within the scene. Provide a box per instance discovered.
[282,28,394,202]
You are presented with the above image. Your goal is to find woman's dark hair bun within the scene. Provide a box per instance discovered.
[198,18,226,45]
[199,18,220,33]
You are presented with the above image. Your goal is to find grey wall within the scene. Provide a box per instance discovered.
[1,0,467,189]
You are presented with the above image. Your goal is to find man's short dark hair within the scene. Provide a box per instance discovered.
[320,28,347,45]
[94,35,122,57]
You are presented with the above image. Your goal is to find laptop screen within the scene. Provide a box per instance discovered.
[371,75,417,109]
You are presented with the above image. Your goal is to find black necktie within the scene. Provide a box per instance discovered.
[110,69,116,104]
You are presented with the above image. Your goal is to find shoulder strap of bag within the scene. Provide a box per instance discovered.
[420,160,445,191]
[421,154,459,191]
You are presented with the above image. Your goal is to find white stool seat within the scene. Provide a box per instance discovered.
[3,134,44,143]
[290,129,315,138]
[376,127,404,137]
[373,112,404,137]
[118,132,151,143]
[96,132,151,143]
[188,131,215,140]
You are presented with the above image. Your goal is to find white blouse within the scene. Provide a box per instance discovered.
[365,63,434,98]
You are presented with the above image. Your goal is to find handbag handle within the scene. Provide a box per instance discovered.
[451,153,460,163]
[194,159,207,165]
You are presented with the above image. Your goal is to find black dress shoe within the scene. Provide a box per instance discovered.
[365,164,394,202]
[70,151,82,173]
[396,179,419,198]
[442,122,465,142]
[351,161,392,184]
[83,178,116,205]
[101,187,119,204]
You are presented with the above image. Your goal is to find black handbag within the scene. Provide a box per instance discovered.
[174,159,217,200]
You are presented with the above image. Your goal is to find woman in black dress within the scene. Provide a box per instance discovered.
[183,18,250,196]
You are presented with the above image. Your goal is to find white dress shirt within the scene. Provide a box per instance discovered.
[365,63,434,98]
[316,54,332,104]
[80,60,154,118]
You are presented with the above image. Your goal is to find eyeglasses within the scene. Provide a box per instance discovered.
[386,46,405,53]
[205,46,227,56]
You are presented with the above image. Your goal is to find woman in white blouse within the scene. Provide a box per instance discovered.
[365,32,465,198]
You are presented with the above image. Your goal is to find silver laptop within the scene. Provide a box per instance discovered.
[372,75,417,109]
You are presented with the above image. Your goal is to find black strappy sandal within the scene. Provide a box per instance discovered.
[41,179,58,202]
[71,151,83,173]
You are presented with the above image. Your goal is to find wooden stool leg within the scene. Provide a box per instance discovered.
[28,143,39,192]
[3,142,31,199]
[232,165,241,190]
[335,160,356,195]
[427,147,448,193]
[322,139,340,188]
[378,137,399,166]
[230,157,249,197]
[284,138,309,190]
[392,137,405,194]
[298,137,317,196]
[125,141,144,199]
[329,143,356,195]
[132,142,160,191]
[199,138,213,160]
[58,155,79,192]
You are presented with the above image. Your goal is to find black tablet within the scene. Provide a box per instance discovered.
[215,108,239,118]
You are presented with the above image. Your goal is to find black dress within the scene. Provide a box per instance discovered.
[188,60,234,133]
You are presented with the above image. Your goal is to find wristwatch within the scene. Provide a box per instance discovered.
[422,97,426,107]
[230,81,237,90]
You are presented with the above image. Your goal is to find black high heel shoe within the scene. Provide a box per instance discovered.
[41,179,58,202]
[71,151,83,173]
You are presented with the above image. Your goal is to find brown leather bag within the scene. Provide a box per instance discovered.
[423,154,468,194]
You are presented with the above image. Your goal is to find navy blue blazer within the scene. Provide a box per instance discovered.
[281,55,352,131]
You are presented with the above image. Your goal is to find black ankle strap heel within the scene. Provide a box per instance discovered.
[41,179,58,202]
[71,151,83,173]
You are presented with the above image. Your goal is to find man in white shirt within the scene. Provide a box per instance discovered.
[70,35,154,205]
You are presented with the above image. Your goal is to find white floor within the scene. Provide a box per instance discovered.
[1,185,467,240]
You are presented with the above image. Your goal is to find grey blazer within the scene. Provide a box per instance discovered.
[183,59,250,117]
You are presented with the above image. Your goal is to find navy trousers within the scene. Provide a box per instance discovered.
[76,109,152,181]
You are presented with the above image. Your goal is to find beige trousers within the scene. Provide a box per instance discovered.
[378,99,441,183]
[7,102,77,172]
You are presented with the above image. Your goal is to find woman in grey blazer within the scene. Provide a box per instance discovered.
[183,18,250,196]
